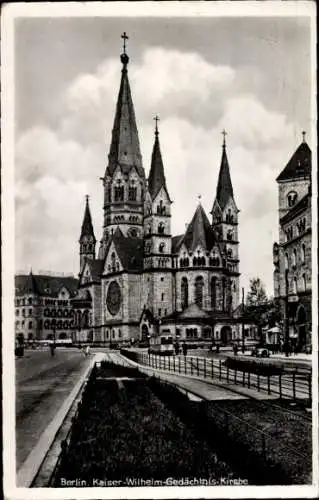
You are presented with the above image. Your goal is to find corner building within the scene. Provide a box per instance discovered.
[273,135,312,351]
[77,43,242,346]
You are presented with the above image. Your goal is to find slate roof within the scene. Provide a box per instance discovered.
[106,54,144,178]
[215,145,234,210]
[179,204,216,252]
[15,274,79,297]
[148,129,170,201]
[111,228,144,272]
[280,191,310,225]
[87,259,104,282]
[276,141,311,182]
[80,197,96,241]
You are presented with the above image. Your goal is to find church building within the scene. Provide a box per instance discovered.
[76,35,242,346]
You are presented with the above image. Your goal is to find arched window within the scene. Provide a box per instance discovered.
[158,222,165,234]
[159,243,165,253]
[195,276,204,308]
[193,257,197,267]
[227,230,233,241]
[200,257,206,266]
[292,277,297,295]
[292,249,297,268]
[222,277,227,311]
[114,185,124,202]
[287,191,297,207]
[128,185,137,201]
[301,244,306,264]
[302,273,306,291]
[227,248,232,258]
[28,321,32,329]
[284,253,289,270]
[181,277,188,310]
[185,257,189,267]
[211,277,217,310]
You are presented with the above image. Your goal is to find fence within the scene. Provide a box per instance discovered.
[120,350,312,403]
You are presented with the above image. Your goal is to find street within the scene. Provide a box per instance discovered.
[16,348,91,470]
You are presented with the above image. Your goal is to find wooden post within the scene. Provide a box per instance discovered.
[243,371,245,386]
[191,358,193,375]
[248,371,250,388]
[184,356,187,374]
[197,357,199,376]
[267,375,271,395]
[257,373,260,392]
[168,355,170,371]
[204,357,206,378]
[219,360,222,380]
[234,368,237,385]
[226,365,229,383]
[179,356,181,373]
[279,373,282,399]
[211,359,214,379]
[173,356,176,372]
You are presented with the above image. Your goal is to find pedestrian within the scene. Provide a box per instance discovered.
[85,345,90,357]
[50,344,55,357]
[233,343,238,356]
[174,342,179,356]
[182,342,188,357]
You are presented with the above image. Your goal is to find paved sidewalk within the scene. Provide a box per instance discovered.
[112,353,277,401]
[17,352,106,487]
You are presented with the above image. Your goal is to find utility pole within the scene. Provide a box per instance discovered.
[241,287,245,354]
[284,270,289,357]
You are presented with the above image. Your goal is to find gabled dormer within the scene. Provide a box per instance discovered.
[103,240,123,275]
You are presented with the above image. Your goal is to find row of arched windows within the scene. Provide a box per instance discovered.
[284,245,306,270]
[82,243,94,253]
[179,256,221,268]
[181,276,229,310]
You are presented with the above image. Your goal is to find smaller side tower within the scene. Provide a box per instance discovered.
[79,195,96,274]
[143,117,173,318]
[211,131,240,310]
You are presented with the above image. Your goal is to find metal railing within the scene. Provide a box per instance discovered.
[124,351,312,403]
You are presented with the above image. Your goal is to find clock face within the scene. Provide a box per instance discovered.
[106,281,122,316]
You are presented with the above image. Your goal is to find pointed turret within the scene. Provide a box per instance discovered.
[107,33,143,176]
[80,196,96,241]
[148,116,170,201]
[276,132,311,182]
[215,130,234,210]
[79,195,96,273]
[181,203,216,252]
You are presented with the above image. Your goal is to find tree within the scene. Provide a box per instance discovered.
[246,278,268,306]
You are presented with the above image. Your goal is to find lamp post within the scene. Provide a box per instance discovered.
[241,287,245,354]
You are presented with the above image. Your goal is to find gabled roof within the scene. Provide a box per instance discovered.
[178,303,211,319]
[172,234,184,254]
[215,143,235,210]
[87,259,104,283]
[15,274,78,297]
[179,204,216,252]
[280,191,310,225]
[80,197,96,242]
[276,141,311,182]
[108,228,143,272]
[148,127,171,201]
[106,53,144,178]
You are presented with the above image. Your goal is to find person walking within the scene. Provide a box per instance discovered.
[182,342,188,357]
[50,344,55,357]
[85,345,90,357]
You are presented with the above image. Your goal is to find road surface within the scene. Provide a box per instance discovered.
[16,348,91,470]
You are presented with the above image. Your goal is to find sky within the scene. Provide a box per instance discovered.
[14,14,312,295]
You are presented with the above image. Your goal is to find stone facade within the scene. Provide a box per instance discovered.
[273,137,312,351]
[74,43,247,347]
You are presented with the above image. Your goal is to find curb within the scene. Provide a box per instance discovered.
[17,353,106,487]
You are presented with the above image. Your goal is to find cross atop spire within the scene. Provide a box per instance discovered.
[197,194,202,204]
[154,115,160,136]
[222,129,227,149]
[120,32,130,66]
[302,130,306,143]
[121,32,129,54]
[85,194,89,203]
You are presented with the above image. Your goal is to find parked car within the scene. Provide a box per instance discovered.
[251,347,270,358]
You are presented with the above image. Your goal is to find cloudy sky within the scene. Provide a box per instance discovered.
[14,13,312,295]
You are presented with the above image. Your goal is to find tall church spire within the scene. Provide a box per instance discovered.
[215,130,234,210]
[148,116,170,200]
[80,195,96,241]
[107,32,143,176]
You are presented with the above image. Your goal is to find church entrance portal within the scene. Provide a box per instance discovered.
[220,326,232,344]
[296,306,307,351]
